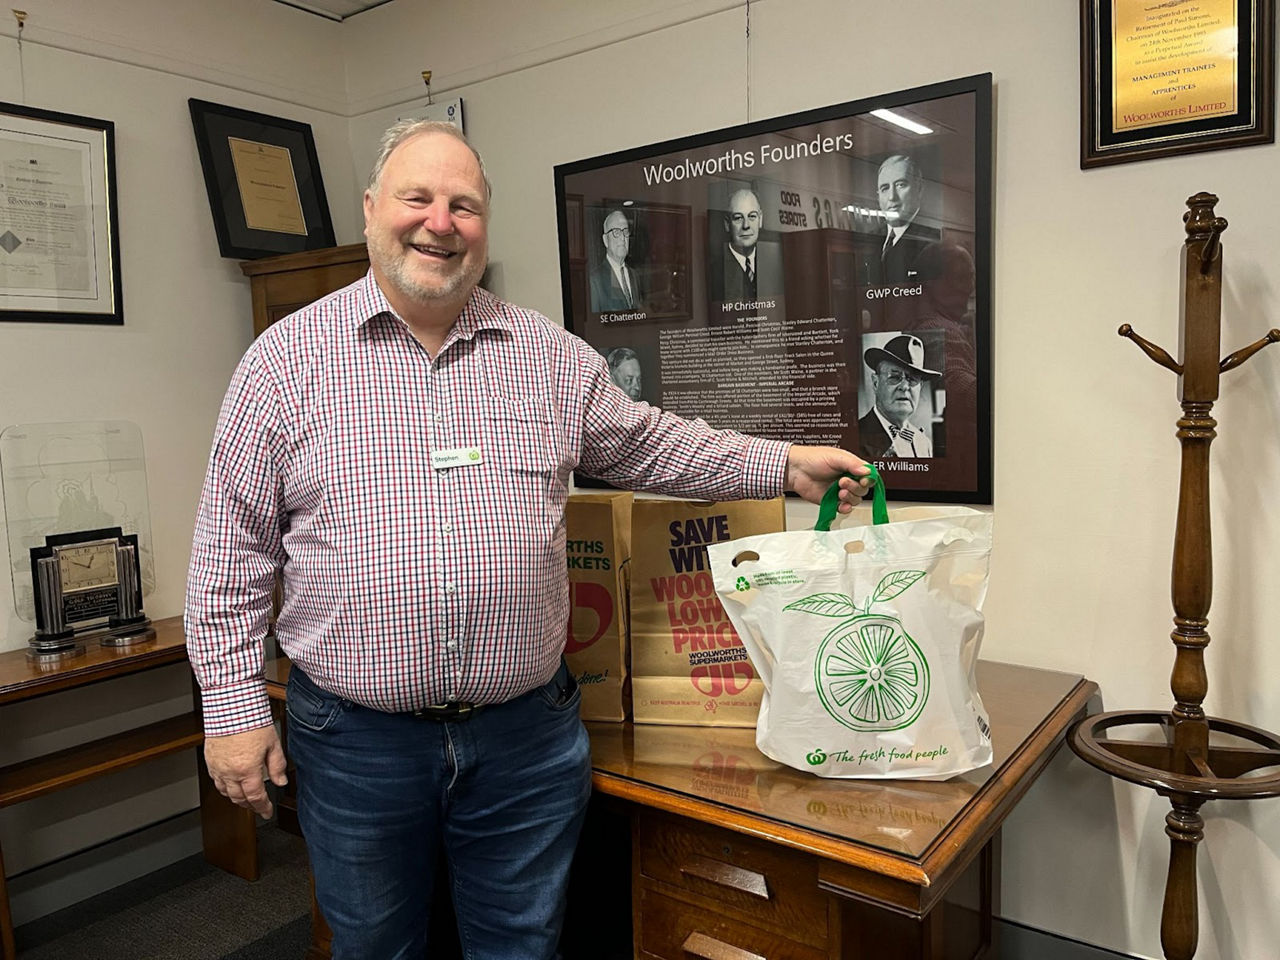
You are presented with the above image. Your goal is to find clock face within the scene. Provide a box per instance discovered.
[57,541,120,592]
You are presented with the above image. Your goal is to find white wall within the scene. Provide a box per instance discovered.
[341,2,1280,959]
[1,0,1276,955]
[0,0,358,922]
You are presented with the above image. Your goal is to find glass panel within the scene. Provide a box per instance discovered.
[588,661,1082,858]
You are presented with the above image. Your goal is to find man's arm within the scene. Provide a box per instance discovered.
[185,348,290,817]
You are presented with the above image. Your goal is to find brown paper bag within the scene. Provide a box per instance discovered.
[563,492,633,721]
[629,497,785,726]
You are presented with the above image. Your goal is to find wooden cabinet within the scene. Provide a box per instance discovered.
[0,619,257,960]
[239,243,369,338]
[591,662,1099,960]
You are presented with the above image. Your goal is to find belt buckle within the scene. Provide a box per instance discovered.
[414,701,477,721]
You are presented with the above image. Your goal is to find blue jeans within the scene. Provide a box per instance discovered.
[286,661,592,960]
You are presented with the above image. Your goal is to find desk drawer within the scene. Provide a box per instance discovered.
[637,813,826,946]
[638,887,825,960]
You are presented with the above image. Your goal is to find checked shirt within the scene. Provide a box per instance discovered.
[185,272,788,736]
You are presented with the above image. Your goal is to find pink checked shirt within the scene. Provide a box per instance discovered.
[186,273,789,736]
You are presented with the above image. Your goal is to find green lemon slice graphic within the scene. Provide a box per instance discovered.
[815,615,930,732]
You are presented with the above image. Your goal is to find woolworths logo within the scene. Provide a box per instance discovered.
[468,449,481,461]
[806,748,827,765]
[734,576,750,591]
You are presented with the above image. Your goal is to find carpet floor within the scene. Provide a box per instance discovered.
[15,827,312,960]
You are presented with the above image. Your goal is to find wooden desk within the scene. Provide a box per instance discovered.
[0,617,257,960]
[587,661,1097,960]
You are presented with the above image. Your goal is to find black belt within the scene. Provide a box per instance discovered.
[411,701,483,721]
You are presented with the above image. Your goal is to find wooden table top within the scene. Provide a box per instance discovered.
[0,616,189,705]
[587,661,1097,891]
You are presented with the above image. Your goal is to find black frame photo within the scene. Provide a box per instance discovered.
[0,102,123,325]
[1081,0,1275,168]
[189,99,335,260]
[555,75,993,504]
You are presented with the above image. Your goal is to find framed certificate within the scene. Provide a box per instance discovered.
[1082,0,1275,167]
[0,102,123,325]
[189,99,336,259]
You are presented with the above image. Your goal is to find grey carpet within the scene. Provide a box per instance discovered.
[16,828,312,960]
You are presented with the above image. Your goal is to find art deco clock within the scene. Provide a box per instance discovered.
[29,527,154,655]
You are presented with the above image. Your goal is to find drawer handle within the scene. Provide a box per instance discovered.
[679,854,770,899]
[682,931,766,960]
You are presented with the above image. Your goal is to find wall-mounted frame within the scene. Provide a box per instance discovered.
[1081,0,1275,168]
[555,74,993,504]
[0,102,123,325]
[189,99,335,260]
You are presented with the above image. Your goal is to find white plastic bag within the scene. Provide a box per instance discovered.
[707,471,993,779]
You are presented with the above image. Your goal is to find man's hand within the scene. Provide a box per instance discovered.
[204,725,288,819]
[785,445,872,514]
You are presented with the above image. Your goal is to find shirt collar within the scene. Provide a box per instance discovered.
[355,270,517,341]
[728,246,754,270]
[873,405,904,435]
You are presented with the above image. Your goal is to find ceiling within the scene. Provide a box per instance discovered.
[271,0,394,21]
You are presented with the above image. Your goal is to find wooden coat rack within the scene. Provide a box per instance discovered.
[1070,192,1280,960]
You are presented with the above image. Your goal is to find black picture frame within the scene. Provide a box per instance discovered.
[555,74,993,504]
[188,98,335,259]
[1082,0,1275,168]
[0,102,123,325]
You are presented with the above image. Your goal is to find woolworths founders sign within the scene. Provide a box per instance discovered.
[1082,0,1275,167]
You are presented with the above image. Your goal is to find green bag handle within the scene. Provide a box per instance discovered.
[815,463,887,531]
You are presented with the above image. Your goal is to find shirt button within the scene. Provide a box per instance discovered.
[434,413,444,422]
[445,582,457,594]
[442,521,453,533]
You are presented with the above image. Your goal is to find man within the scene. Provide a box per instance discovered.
[876,154,939,284]
[605,346,643,401]
[186,119,870,960]
[589,209,641,311]
[708,187,782,301]
[857,333,940,460]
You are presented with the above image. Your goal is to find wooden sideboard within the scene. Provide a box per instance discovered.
[240,242,369,338]
[0,617,255,960]
[589,661,1097,960]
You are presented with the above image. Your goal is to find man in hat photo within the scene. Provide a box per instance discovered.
[857,332,942,460]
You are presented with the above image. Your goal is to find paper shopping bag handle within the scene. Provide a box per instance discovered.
[815,463,887,531]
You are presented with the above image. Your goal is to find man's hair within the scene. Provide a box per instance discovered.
[602,209,629,234]
[606,346,639,372]
[367,120,492,200]
[877,153,923,185]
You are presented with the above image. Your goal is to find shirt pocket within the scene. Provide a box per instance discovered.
[485,396,561,475]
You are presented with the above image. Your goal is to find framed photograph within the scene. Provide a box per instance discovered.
[1082,0,1275,168]
[587,200,692,322]
[189,98,335,260]
[555,74,993,504]
[0,102,123,325]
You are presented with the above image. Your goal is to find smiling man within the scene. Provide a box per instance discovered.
[186,119,873,960]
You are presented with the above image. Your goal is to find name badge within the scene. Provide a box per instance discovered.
[431,446,484,470]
